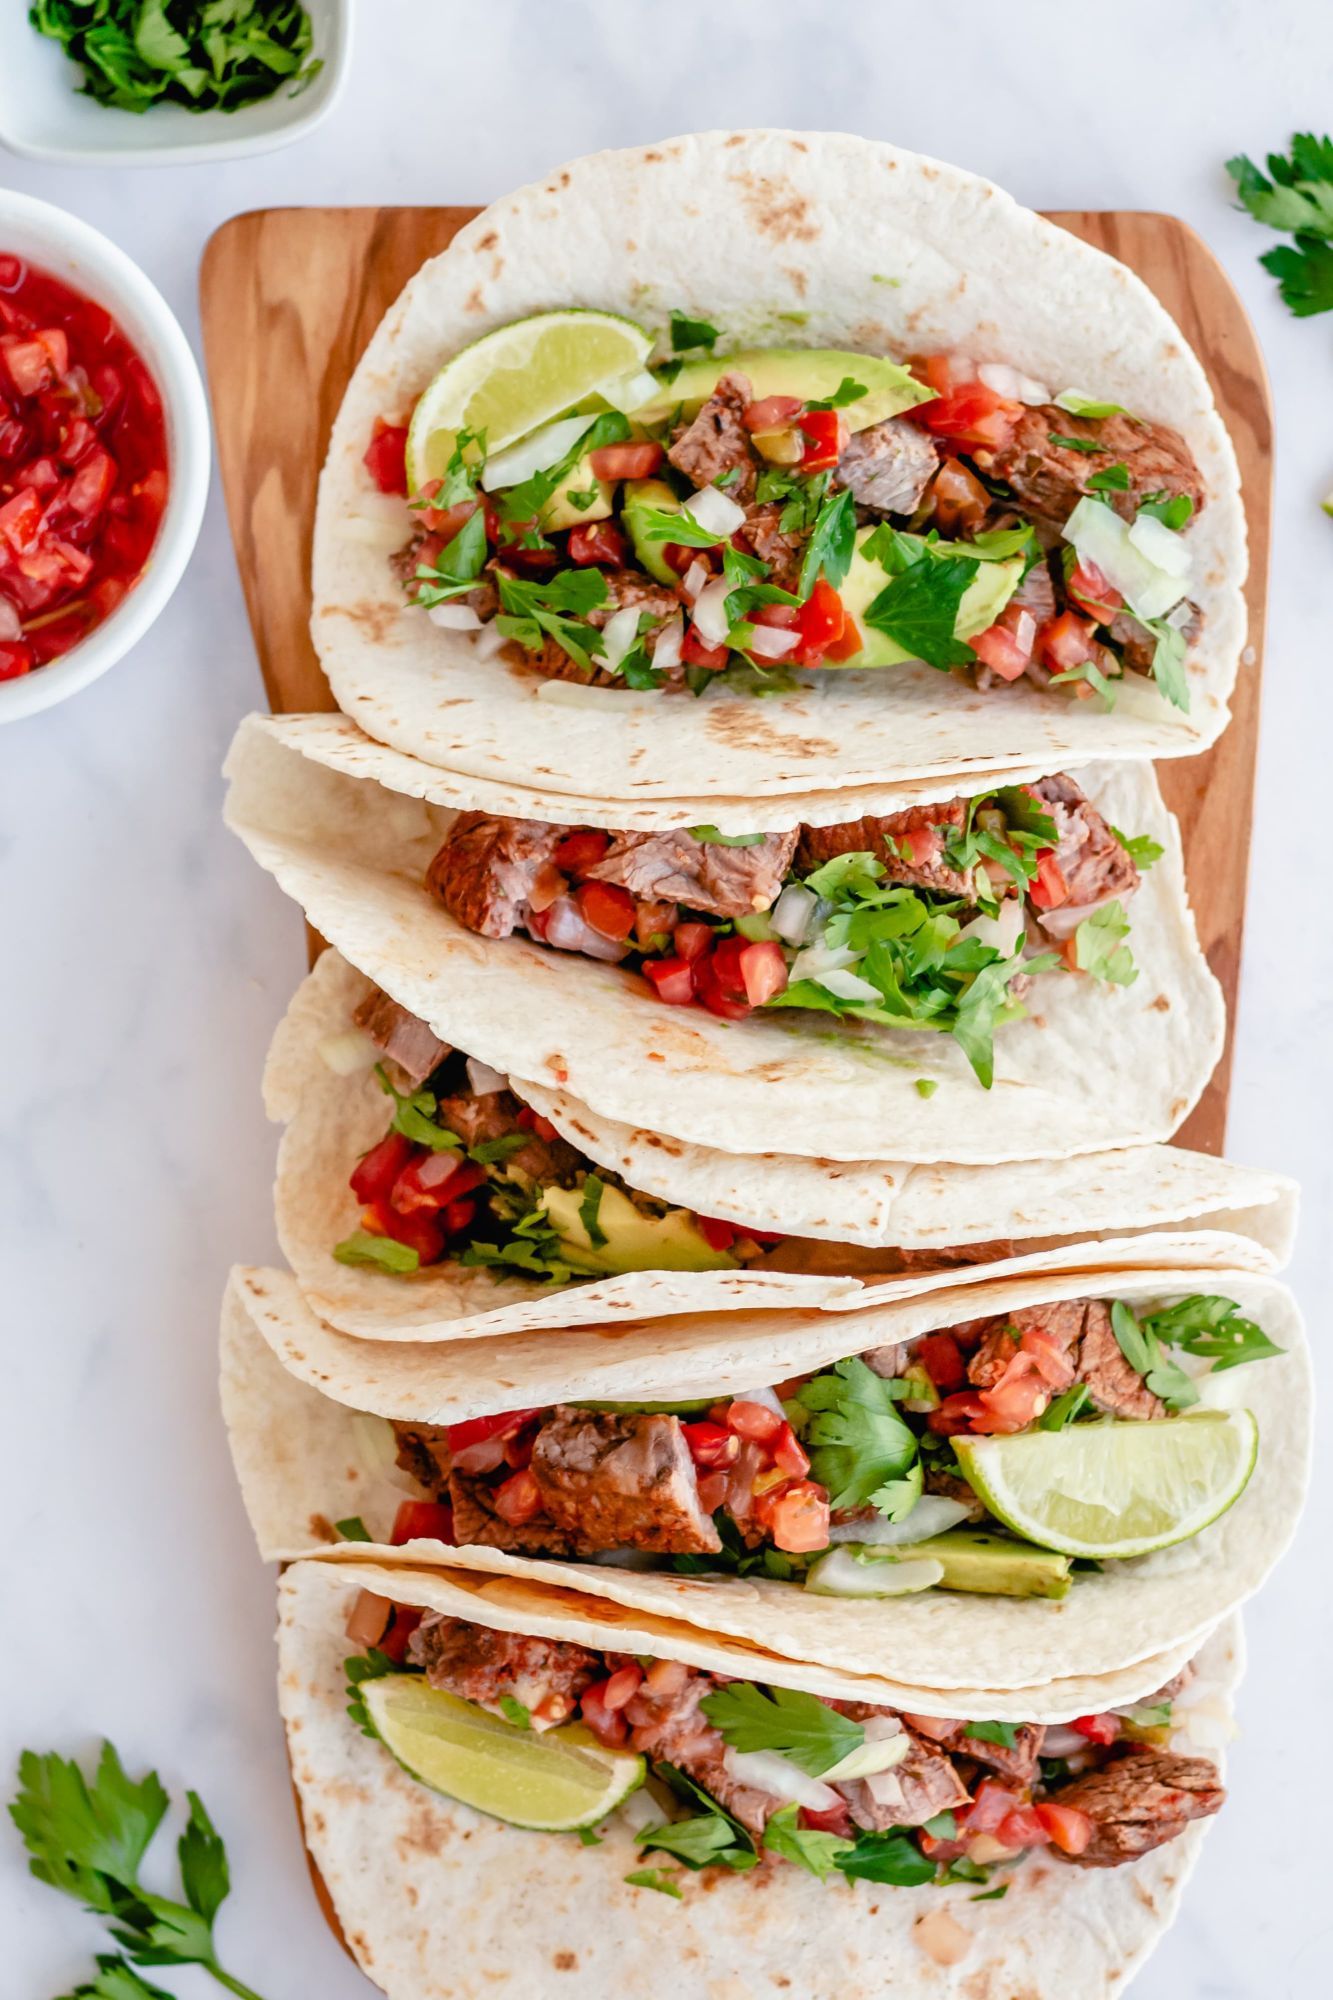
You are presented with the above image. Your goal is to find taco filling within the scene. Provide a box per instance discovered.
[369,1292,1279,1587]
[346,1598,1224,1888]
[363,319,1205,712]
[423,776,1156,1085]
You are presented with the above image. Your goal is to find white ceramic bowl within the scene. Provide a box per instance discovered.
[0,190,210,724]
[0,0,351,167]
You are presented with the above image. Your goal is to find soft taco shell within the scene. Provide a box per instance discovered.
[312,130,1245,805]
[224,715,1225,1164]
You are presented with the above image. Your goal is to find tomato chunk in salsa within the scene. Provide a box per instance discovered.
[0,255,169,680]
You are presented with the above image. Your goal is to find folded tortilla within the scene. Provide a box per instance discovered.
[279,1556,1241,2000]
[226,1256,1308,1691]
[312,130,1245,807]
[224,715,1225,1164]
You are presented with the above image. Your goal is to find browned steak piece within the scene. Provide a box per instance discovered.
[1026,773,1139,909]
[409,1613,599,1717]
[352,986,451,1088]
[796,798,977,901]
[952,1721,1045,1788]
[984,406,1205,531]
[668,372,759,501]
[1075,1300,1165,1421]
[1051,1745,1224,1868]
[426,814,569,939]
[431,1085,581,1184]
[1012,554,1058,624]
[833,417,938,516]
[836,1730,971,1830]
[1108,600,1202,676]
[585,568,682,629]
[447,1466,582,1557]
[530,1408,721,1555]
[391,1421,452,1497]
[586,827,797,918]
[622,1667,785,1836]
[732,501,804,590]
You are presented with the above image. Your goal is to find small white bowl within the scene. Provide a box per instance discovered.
[0,0,351,167]
[0,190,210,725]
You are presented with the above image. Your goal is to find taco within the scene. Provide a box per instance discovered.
[273,949,1292,1343]
[224,715,1224,1162]
[224,1257,1308,1689]
[314,131,1246,807]
[281,1555,1241,1999]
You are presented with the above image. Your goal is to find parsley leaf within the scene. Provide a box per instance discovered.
[1228,136,1333,314]
[1110,1300,1200,1409]
[412,509,488,607]
[639,1812,756,1871]
[624,1866,684,1898]
[862,554,977,669]
[797,486,857,599]
[1140,1295,1283,1373]
[699,1683,864,1777]
[796,1358,919,1512]
[1142,617,1191,710]
[58,1958,174,2000]
[669,310,720,352]
[335,1515,372,1541]
[578,1174,608,1248]
[762,1803,853,1877]
[496,568,609,675]
[835,1830,935,1886]
[634,506,722,549]
[373,1063,462,1152]
[1111,825,1164,869]
[804,377,869,411]
[1073,900,1137,986]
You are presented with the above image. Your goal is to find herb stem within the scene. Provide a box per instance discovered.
[208,1966,267,2000]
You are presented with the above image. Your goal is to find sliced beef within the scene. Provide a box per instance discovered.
[530,1408,722,1555]
[837,1730,971,1830]
[982,406,1205,531]
[585,568,682,631]
[426,814,569,939]
[732,501,804,590]
[796,798,978,901]
[351,986,451,1089]
[1108,600,1202,677]
[1076,1300,1165,1421]
[963,1298,1165,1421]
[1012,554,1058,625]
[952,1722,1045,1788]
[431,1085,581,1184]
[623,1667,785,1837]
[409,1612,599,1718]
[833,417,938,517]
[391,1420,452,1497]
[966,1322,1022,1390]
[1027,773,1139,910]
[586,827,798,919]
[447,1465,582,1557]
[1050,1745,1224,1868]
[668,373,759,502]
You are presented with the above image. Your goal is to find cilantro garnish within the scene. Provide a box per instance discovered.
[498,1697,530,1730]
[634,506,724,549]
[1086,462,1131,493]
[335,1515,372,1542]
[669,310,720,352]
[797,486,857,599]
[1049,434,1108,455]
[915,1077,938,1099]
[963,1721,1019,1750]
[699,1682,864,1777]
[411,425,484,513]
[1038,1382,1091,1430]
[412,509,488,608]
[1073,900,1137,986]
[345,1649,399,1737]
[468,1131,531,1167]
[499,411,631,532]
[10,1741,266,1999]
[1137,492,1195,530]
[639,1765,757,1873]
[755,464,830,535]
[1227,135,1333,316]
[1139,1295,1283,1373]
[804,377,868,411]
[1143,618,1190,710]
[623,1866,684,1898]
[1111,825,1164,869]
[1111,1300,1200,1408]
[687,825,766,847]
[834,1830,935,1887]
[333,1231,420,1274]
[795,1358,919,1512]
[862,552,978,669]
[496,568,609,675]
[371,1063,462,1153]
[1054,392,1131,420]
[762,1803,852,1877]
[578,1174,608,1248]
[30,0,321,115]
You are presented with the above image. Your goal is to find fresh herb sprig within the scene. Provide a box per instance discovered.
[1228,134,1333,316]
[30,1,321,115]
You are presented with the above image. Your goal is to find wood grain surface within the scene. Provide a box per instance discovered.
[199,205,1271,1155]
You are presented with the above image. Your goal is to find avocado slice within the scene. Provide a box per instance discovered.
[539,1181,738,1275]
[631,347,931,432]
[831,527,1024,670]
[621,476,684,584]
[878,1527,1072,1600]
[539,453,615,533]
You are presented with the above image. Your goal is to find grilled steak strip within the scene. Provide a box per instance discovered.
[1050,1744,1225,1868]
[587,827,798,919]
[833,416,939,517]
[667,372,760,501]
[981,406,1205,532]
[352,987,451,1089]
[530,1408,722,1555]
[410,1612,599,1716]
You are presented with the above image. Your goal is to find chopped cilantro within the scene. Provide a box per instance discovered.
[915,1077,938,1099]
[688,825,765,846]
[964,1720,1019,1750]
[1111,825,1164,869]
[1073,900,1138,986]
[795,1358,919,1512]
[498,1697,530,1730]
[1227,135,1333,315]
[762,1803,853,1877]
[1137,491,1195,530]
[699,1682,864,1777]
[624,1866,683,1898]
[1110,1300,1200,1409]
[1086,462,1131,493]
[468,1131,530,1167]
[797,486,857,599]
[345,1648,400,1738]
[335,1516,371,1542]
[30,0,322,116]
[1139,1294,1283,1373]
[1049,434,1108,455]
[635,506,723,549]
[1039,1382,1091,1430]
[412,509,488,608]
[835,1830,935,1887]
[1143,617,1190,710]
[669,310,720,352]
[1054,392,1132,420]
[496,567,609,675]
[862,553,978,669]
[972,1884,1009,1902]
[804,377,869,411]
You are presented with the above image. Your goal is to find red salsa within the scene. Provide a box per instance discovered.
[0,255,169,680]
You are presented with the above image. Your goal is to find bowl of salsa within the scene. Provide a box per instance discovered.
[0,190,209,723]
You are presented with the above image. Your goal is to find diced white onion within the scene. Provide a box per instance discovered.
[347,490,408,524]
[600,605,643,670]
[480,414,590,491]
[653,612,684,671]
[822,1717,910,1785]
[427,602,482,631]
[600,368,660,414]
[1064,497,1191,621]
[826,1495,972,1546]
[317,1029,381,1076]
[350,1413,401,1483]
[748,623,798,660]
[1128,511,1193,576]
[466,1057,506,1096]
[805,1551,945,1598]
[943,352,974,384]
[770,883,819,947]
[914,1908,972,1969]
[691,576,733,645]
[729,1384,787,1419]
[978,361,1049,406]
[473,621,511,662]
[723,1747,840,1812]
[681,560,709,602]
[788,941,858,983]
[956,897,1025,958]
[619,1786,668,1833]
[684,485,747,539]
[815,968,883,1004]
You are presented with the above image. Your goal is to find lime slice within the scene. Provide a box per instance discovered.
[406,310,653,490]
[363,1675,645,1830]
[952,1411,1259,1560]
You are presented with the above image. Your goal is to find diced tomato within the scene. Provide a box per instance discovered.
[377,1605,424,1664]
[567,519,627,566]
[737,940,789,1006]
[696,1215,736,1253]
[672,922,714,962]
[899,824,941,870]
[1071,1712,1121,1746]
[416,489,478,539]
[363,419,409,496]
[917,1829,967,1863]
[16,454,60,497]
[446,1408,542,1453]
[694,953,752,1018]
[971,611,1035,682]
[1066,557,1123,623]
[602,1663,645,1711]
[642,955,696,1005]
[927,1390,990,1437]
[797,408,846,471]
[682,623,730,671]
[1028,852,1070,911]
[390,1499,456,1546]
[911,379,1021,451]
[390,1153,486,1216]
[794,577,847,663]
[696,1469,730,1512]
[492,1468,545,1527]
[800,1801,854,1838]
[996,1806,1052,1852]
[350,1130,417,1207]
[0,639,33,679]
[362,1200,447,1265]
[682,1420,740,1469]
[515,1106,559,1142]
[1034,1801,1096,1855]
[0,487,43,552]
[759,1478,831,1553]
[770,1422,810,1478]
[1037,609,1097,673]
[751,601,800,629]
[929,456,991,535]
[587,441,663,480]
[661,539,713,577]
[2,335,58,397]
[444,1194,475,1235]
[725,1399,784,1444]
[576,878,637,940]
[1019,1325,1077,1389]
[823,614,863,662]
[580,1681,629,1747]
[553,827,611,872]
[743,395,803,433]
[960,1780,1023,1836]
[915,1332,967,1393]
[976,1366,1050,1433]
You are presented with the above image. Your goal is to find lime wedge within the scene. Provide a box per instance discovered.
[363,1675,644,1830]
[406,310,653,491]
[952,1411,1259,1560]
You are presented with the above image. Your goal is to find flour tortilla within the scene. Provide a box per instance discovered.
[224,715,1225,1164]
[313,130,1245,807]
[229,1257,1308,1689]
[278,948,1290,1343]
[280,1557,1241,2000]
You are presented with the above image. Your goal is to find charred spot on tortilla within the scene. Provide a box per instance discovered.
[733,174,821,245]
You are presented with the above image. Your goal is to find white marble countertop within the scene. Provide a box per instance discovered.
[2,4,1329,1994]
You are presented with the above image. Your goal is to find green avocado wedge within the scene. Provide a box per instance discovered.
[630,347,932,430]
[831,529,1025,670]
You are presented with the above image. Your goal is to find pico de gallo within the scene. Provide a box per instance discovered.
[366,312,1206,712]
[340,1290,1279,1592]
[330,980,783,1281]
[425,776,1159,1087]
[346,1596,1226,1889]
[0,254,168,680]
